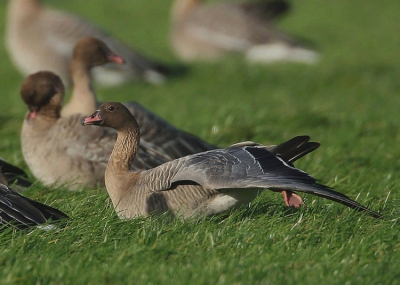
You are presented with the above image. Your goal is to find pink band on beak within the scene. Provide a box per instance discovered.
[83,111,102,125]
[28,110,37,120]
[107,53,125,64]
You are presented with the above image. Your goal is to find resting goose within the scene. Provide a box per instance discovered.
[20,71,212,190]
[82,102,381,219]
[6,0,169,87]
[170,0,319,63]
[0,166,68,230]
[62,37,216,160]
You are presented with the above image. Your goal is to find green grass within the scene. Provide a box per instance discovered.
[0,0,399,284]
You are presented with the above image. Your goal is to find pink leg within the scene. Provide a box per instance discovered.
[281,191,304,208]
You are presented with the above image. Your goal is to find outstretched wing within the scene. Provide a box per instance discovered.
[169,142,321,190]
[148,138,380,218]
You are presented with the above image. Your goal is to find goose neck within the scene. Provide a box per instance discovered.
[109,126,140,174]
[66,61,98,115]
[8,0,42,20]
[171,0,201,22]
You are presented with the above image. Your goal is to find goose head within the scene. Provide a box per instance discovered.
[20,71,65,119]
[72,37,125,69]
[82,102,138,132]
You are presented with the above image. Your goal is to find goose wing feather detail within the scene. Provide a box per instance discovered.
[0,183,68,230]
[146,141,380,217]
[0,158,32,188]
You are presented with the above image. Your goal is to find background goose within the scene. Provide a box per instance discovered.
[0,164,68,230]
[62,37,216,160]
[82,102,380,220]
[170,0,319,63]
[6,0,169,87]
[61,37,125,117]
[20,71,212,190]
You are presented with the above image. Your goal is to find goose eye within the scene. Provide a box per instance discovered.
[108,106,115,111]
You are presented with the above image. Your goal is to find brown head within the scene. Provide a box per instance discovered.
[72,37,125,69]
[81,102,139,132]
[20,71,65,120]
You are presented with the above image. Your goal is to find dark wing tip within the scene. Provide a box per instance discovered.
[306,184,382,219]
[241,1,290,21]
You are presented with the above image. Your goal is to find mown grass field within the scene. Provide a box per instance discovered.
[0,0,399,284]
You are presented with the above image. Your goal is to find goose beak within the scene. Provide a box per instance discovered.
[82,110,102,126]
[107,52,125,64]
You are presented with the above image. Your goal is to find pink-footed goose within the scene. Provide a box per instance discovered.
[62,37,216,161]
[82,103,381,219]
[170,0,319,63]
[61,37,125,117]
[0,160,68,230]
[20,71,212,190]
[6,0,169,87]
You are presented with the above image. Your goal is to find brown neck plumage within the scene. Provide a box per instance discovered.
[109,119,141,174]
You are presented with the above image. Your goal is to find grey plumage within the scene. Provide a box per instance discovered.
[0,158,32,188]
[170,0,319,63]
[6,0,169,87]
[20,71,214,190]
[144,139,380,218]
[0,183,68,230]
[125,102,217,161]
[82,103,381,220]
[60,37,216,164]
[0,161,68,230]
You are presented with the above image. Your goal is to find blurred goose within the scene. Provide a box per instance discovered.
[0,166,68,230]
[170,0,319,63]
[61,37,125,117]
[82,102,380,219]
[6,0,169,87]
[62,37,216,160]
[20,71,213,190]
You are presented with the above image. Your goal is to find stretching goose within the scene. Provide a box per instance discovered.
[0,165,68,230]
[62,37,216,160]
[6,0,169,87]
[170,0,319,63]
[82,102,381,219]
[20,71,212,190]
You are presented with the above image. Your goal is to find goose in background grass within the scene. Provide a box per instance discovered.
[62,37,216,159]
[20,71,214,190]
[170,0,319,63]
[5,0,169,87]
[82,102,381,220]
[0,161,68,230]
[61,37,125,117]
